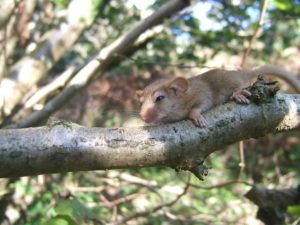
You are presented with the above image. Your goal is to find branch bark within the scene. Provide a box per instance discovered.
[0,94,299,178]
[245,185,300,225]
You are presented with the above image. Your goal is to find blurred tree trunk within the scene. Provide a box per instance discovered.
[0,0,36,79]
[0,0,18,29]
[0,0,102,123]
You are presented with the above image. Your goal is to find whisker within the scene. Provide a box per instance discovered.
[118,111,140,116]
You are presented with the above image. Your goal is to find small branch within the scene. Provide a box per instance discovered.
[240,0,269,68]
[68,186,105,193]
[24,67,77,109]
[189,180,254,190]
[109,172,158,188]
[240,1,270,181]
[112,174,191,225]
[105,193,141,208]
[236,141,245,180]
[0,25,8,80]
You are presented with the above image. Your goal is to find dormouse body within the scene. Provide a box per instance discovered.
[137,65,300,127]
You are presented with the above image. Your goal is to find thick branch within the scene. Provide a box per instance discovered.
[0,94,299,178]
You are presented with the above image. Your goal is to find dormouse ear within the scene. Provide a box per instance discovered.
[135,90,144,101]
[168,77,188,96]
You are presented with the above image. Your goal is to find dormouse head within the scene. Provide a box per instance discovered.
[137,77,189,125]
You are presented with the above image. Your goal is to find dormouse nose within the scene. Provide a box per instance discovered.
[140,108,158,124]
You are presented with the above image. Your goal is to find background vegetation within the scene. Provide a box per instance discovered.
[0,0,299,224]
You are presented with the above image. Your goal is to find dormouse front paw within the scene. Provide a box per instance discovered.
[230,89,251,104]
[189,108,207,127]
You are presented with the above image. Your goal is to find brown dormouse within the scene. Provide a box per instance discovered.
[137,65,300,127]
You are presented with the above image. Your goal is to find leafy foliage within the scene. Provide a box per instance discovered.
[0,0,300,224]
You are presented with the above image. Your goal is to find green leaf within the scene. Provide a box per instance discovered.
[288,205,300,216]
[43,215,78,225]
[273,0,292,10]
[51,0,69,9]
[54,198,96,220]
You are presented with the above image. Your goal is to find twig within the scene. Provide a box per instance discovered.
[240,0,269,68]
[24,66,77,109]
[68,186,105,193]
[189,180,254,190]
[110,171,165,207]
[2,66,77,126]
[272,152,282,182]
[292,217,300,225]
[99,192,141,209]
[239,0,269,181]
[111,205,118,223]
[108,171,158,188]
[163,210,212,224]
[108,193,141,207]
[0,25,8,79]
[112,174,191,225]
[236,141,245,180]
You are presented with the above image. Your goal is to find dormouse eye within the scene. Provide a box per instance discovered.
[155,95,165,102]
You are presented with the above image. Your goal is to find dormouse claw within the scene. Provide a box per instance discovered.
[189,108,207,127]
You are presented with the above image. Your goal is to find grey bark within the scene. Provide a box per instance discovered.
[0,94,299,178]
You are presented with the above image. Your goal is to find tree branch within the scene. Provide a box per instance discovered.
[112,174,191,225]
[5,26,163,126]
[0,94,299,178]
[0,0,36,79]
[0,0,102,123]
[9,0,190,128]
[0,0,19,29]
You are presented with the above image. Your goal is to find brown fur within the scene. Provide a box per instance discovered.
[138,66,300,126]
